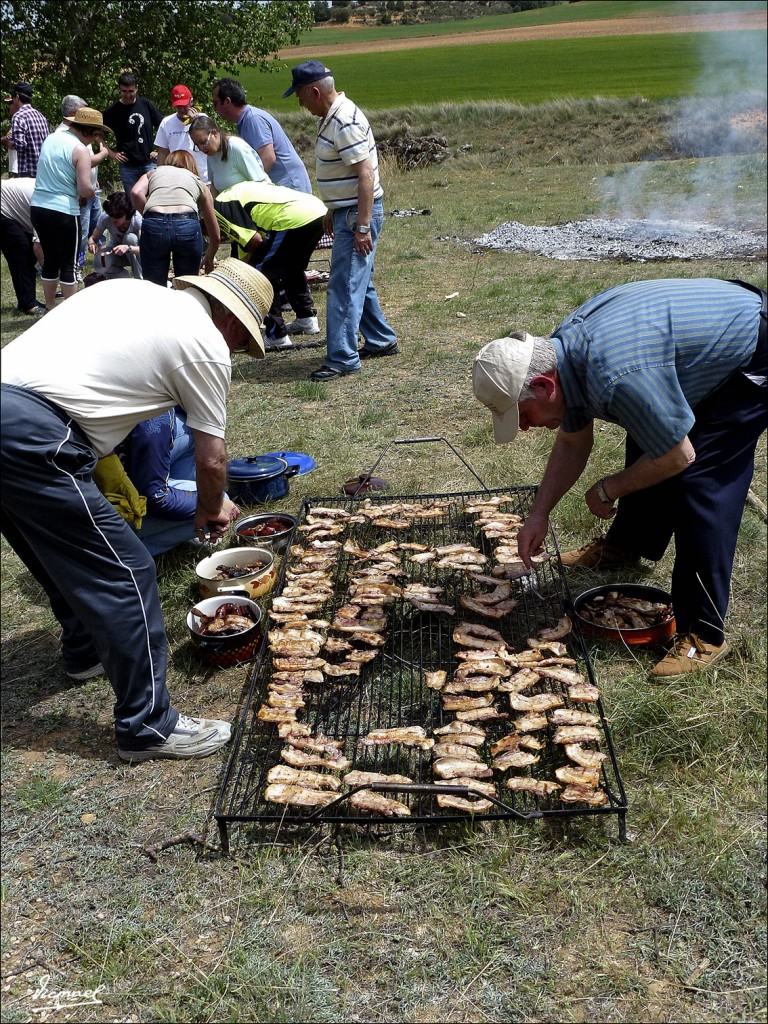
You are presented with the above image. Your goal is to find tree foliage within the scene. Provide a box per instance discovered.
[0,0,314,123]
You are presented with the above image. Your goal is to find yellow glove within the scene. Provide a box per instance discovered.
[93,454,147,529]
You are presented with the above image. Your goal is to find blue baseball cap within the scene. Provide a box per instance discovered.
[282,61,331,98]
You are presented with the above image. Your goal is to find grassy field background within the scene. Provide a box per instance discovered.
[1,3,767,1022]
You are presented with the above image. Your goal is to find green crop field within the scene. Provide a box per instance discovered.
[284,0,767,46]
[242,30,766,111]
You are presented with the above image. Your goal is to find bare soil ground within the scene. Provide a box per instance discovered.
[280,10,767,57]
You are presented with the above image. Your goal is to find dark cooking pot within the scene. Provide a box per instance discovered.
[227,455,299,505]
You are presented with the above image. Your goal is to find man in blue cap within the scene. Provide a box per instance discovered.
[283,61,399,380]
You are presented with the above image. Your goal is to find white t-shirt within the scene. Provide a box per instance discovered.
[155,112,209,183]
[1,280,231,457]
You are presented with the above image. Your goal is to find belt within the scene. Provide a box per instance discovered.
[729,279,767,385]
[144,211,198,219]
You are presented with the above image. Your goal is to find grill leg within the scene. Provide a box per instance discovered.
[217,817,230,856]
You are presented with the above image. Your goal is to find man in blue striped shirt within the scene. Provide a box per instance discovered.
[473,277,766,679]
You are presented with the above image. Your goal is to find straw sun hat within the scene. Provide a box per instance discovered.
[174,259,274,358]
[64,106,110,133]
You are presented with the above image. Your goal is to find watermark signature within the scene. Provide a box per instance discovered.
[29,974,107,1012]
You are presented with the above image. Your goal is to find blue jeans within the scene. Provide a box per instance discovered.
[139,212,202,288]
[324,199,397,372]
[78,192,103,266]
[119,161,156,196]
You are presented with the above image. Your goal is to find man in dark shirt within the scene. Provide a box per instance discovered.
[103,72,162,194]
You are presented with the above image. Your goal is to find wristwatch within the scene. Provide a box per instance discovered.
[596,477,614,504]
[357,224,371,235]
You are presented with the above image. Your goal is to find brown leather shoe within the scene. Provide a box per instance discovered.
[650,634,729,680]
[559,535,638,569]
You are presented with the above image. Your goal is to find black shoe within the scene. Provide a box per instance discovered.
[359,342,399,360]
[20,302,46,316]
[309,364,361,381]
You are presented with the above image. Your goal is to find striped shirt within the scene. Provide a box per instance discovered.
[10,104,50,176]
[314,93,382,210]
[552,278,761,458]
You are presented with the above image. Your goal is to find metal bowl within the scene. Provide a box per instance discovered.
[187,596,264,667]
[232,512,297,552]
[573,583,675,647]
[195,546,277,600]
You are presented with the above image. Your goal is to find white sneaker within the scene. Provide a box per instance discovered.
[117,714,232,762]
[264,336,294,351]
[286,316,320,336]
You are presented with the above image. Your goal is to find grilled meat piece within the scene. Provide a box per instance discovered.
[441,693,494,711]
[444,777,497,797]
[399,543,429,552]
[454,657,509,678]
[555,765,601,788]
[273,656,327,671]
[491,749,540,770]
[323,662,362,677]
[343,770,413,787]
[552,725,602,745]
[371,517,410,530]
[349,630,387,646]
[437,794,493,813]
[513,712,548,733]
[271,669,324,684]
[568,682,601,703]
[265,784,335,807]
[266,765,341,791]
[497,668,541,694]
[281,747,351,772]
[410,599,457,616]
[489,733,526,756]
[455,648,507,662]
[348,791,412,816]
[443,675,499,694]
[455,707,509,723]
[346,648,379,664]
[559,785,609,807]
[432,741,483,760]
[257,706,298,724]
[536,666,586,687]
[424,670,448,690]
[435,543,482,555]
[360,726,435,750]
[433,721,486,745]
[470,582,512,604]
[323,637,353,654]
[509,692,564,713]
[564,744,609,769]
[453,622,507,650]
[267,693,306,709]
[433,757,493,780]
[459,594,519,618]
[438,553,488,569]
[463,495,515,512]
[538,615,572,641]
[409,551,436,564]
[278,722,312,738]
[526,639,569,656]
[505,777,560,797]
[549,709,599,727]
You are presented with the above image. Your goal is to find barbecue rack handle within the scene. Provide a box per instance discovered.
[362,436,491,494]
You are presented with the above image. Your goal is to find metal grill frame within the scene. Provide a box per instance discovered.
[214,486,628,850]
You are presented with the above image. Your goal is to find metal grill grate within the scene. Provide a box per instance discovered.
[214,486,628,849]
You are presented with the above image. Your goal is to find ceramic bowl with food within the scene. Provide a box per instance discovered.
[187,596,264,667]
[195,546,277,600]
[232,512,297,552]
[573,583,675,646]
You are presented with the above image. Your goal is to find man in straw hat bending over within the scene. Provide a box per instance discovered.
[0,259,274,762]
[472,277,766,680]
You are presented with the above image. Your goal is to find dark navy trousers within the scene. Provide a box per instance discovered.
[0,385,177,749]
[606,345,767,646]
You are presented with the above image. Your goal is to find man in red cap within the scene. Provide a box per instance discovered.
[154,84,209,183]
[2,82,50,177]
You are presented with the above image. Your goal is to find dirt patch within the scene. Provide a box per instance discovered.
[280,10,767,57]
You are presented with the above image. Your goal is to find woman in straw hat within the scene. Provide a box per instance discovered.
[30,106,110,310]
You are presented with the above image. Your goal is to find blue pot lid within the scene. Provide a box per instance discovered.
[227,455,288,481]
[263,451,317,475]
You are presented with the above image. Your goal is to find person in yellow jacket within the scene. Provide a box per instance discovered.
[213,179,326,350]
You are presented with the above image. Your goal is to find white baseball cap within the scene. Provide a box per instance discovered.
[472,333,539,443]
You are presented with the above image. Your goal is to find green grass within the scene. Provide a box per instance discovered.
[248,29,767,110]
[1,93,766,1024]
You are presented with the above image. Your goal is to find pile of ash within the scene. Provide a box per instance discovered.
[472,218,767,262]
